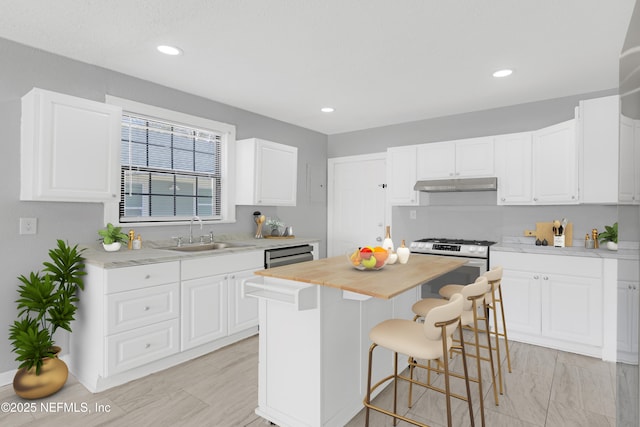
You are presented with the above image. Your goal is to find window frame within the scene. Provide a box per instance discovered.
[104,96,236,226]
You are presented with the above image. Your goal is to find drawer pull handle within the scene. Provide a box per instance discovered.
[144,306,150,311]
[145,343,151,349]
[145,274,151,279]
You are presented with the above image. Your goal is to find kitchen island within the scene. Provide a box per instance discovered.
[245,254,466,427]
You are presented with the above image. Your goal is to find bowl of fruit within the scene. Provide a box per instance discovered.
[348,246,389,270]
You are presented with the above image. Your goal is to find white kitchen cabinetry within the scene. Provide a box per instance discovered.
[386,145,418,205]
[578,95,619,204]
[20,88,121,202]
[619,116,640,204]
[236,138,297,206]
[491,251,603,358]
[532,119,579,204]
[617,260,639,364]
[181,251,262,351]
[416,137,494,179]
[494,132,533,205]
[69,250,264,392]
[70,262,181,391]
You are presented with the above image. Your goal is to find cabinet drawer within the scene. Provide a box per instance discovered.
[106,319,179,376]
[106,283,179,334]
[106,262,180,293]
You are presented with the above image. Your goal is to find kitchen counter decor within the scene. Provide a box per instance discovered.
[599,222,618,250]
[9,240,86,399]
[98,222,129,251]
[348,246,388,270]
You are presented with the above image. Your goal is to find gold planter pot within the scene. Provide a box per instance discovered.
[13,347,69,399]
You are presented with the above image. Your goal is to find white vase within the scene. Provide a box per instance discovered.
[396,240,410,264]
[606,241,618,251]
[102,242,122,252]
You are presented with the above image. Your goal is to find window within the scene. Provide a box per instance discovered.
[106,96,236,224]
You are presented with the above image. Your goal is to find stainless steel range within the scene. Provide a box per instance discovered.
[409,238,496,298]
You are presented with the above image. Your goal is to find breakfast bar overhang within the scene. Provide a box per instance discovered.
[244,255,467,427]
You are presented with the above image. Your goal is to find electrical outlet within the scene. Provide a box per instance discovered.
[524,230,536,237]
[19,217,37,235]
[409,210,417,220]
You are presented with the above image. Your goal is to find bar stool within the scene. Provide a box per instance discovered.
[364,293,474,427]
[440,266,512,397]
[411,277,495,425]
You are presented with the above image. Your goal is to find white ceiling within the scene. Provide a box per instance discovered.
[0,0,635,134]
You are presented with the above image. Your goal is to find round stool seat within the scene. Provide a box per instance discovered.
[439,284,464,299]
[369,319,452,361]
[412,297,448,317]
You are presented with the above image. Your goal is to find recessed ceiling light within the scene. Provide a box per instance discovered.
[320,107,335,113]
[493,69,513,78]
[157,45,183,56]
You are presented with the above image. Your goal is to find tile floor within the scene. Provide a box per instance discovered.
[0,334,636,427]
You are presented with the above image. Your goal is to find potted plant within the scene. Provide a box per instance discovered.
[9,239,86,399]
[98,222,129,251]
[599,222,618,250]
[265,218,285,236]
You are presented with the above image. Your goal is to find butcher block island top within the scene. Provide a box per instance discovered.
[254,254,466,299]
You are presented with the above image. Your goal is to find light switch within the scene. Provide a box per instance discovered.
[409,210,417,220]
[19,218,37,235]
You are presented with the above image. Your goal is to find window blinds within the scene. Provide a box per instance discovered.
[119,113,222,222]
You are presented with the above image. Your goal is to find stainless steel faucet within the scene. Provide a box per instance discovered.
[189,216,203,244]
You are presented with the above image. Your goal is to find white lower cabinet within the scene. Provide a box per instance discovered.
[181,274,228,351]
[491,251,604,357]
[617,260,640,364]
[70,250,263,392]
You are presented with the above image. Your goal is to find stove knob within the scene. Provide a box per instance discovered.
[468,246,476,253]
[477,247,486,253]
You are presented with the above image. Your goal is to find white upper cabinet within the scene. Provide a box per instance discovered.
[619,116,640,204]
[417,137,494,179]
[532,119,579,204]
[494,132,532,205]
[20,88,121,202]
[236,138,297,206]
[386,145,418,205]
[578,95,619,204]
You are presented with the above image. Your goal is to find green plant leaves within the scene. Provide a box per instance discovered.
[598,222,618,244]
[9,240,86,375]
[9,318,54,375]
[98,223,129,244]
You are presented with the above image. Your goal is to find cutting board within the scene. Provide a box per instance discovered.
[535,222,573,246]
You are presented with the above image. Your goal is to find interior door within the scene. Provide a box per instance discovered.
[327,154,386,257]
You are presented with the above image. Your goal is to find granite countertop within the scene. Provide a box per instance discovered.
[254,254,466,299]
[80,234,321,268]
[493,237,640,261]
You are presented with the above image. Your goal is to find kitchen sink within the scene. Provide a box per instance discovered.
[161,242,255,252]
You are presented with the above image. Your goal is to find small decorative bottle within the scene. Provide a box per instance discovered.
[396,240,410,264]
[128,229,135,250]
[382,226,394,251]
[132,235,142,250]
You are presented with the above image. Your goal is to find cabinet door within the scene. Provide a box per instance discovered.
[541,273,602,346]
[617,282,639,361]
[618,116,637,203]
[181,274,228,351]
[228,269,260,334]
[500,269,541,335]
[455,137,494,177]
[387,146,418,205]
[579,95,619,203]
[256,140,298,205]
[417,142,455,179]
[532,120,578,204]
[20,88,121,202]
[494,132,533,205]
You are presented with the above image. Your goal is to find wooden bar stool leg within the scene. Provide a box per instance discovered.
[489,287,505,396]
[497,284,513,373]
[456,321,475,427]
[365,343,375,427]
[482,300,499,406]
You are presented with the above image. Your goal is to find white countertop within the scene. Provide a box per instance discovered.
[79,234,321,268]
[492,237,640,261]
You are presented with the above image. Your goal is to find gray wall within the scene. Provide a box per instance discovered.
[0,38,328,373]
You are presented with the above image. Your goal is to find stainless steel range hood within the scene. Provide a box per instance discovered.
[414,177,497,192]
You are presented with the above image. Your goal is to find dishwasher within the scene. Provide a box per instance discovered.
[264,244,314,269]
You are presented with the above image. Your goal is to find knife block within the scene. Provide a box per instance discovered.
[534,222,573,246]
